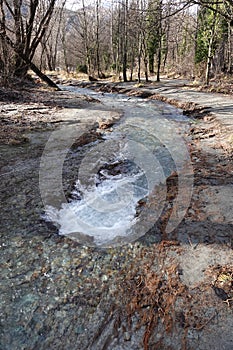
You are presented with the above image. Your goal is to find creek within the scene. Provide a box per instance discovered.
[41,86,192,247]
[1,84,232,350]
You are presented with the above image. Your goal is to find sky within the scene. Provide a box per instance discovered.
[65,0,112,11]
[65,0,197,13]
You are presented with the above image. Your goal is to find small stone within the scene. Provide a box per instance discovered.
[124,332,131,341]
[101,275,108,282]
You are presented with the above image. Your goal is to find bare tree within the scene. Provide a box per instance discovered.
[0,0,60,88]
[40,2,66,71]
[42,0,232,83]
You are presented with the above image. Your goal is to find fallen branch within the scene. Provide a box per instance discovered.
[0,30,61,90]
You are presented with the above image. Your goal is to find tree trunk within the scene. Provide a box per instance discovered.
[122,0,128,82]
[156,1,163,82]
[130,51,135,81]
[149,53,154,74]
[205,32,214,85]
[123,52,127,82]
[61,29,69,74]
[205,9,217,85]
[144,58,149,82]
[29,60,61,89]
[96,0,101,77]
[0,0,10,83]
[138,38,142,83]
[0,31,60,89]
[227,22,232,73]
[157,41,162,82]
[82,0,91,74]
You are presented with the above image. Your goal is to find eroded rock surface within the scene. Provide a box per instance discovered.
[0,80,232,350]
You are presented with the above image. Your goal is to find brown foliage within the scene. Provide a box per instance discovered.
[117,242,187,349]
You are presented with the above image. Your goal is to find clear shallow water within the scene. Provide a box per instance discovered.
[44,86,191,246]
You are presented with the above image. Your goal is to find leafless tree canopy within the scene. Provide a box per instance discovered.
[0,0,232,84]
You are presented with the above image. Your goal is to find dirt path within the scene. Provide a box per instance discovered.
[0,80,232,350]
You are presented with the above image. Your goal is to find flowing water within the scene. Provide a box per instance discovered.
[43,86,191,247]
[0,85,196,350]
[1,85,232,350]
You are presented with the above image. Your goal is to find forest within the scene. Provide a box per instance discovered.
[0,0,233,86]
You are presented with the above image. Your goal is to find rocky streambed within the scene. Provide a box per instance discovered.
[0,81,232,350]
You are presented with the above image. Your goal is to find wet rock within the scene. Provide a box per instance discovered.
[66,232,95,245]
[88,75,98,82]
[124,331,131,341]
[212,286,229,301]
[1,81,233,350]
[97,113,121,130]
[72,129,100,148]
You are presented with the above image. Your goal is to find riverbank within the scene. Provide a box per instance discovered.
[0,79,232,349]
[73,78,233,151]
